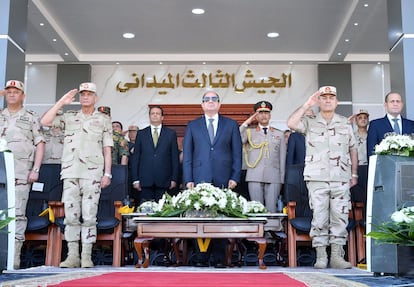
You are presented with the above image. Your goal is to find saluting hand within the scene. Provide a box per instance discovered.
[59,89,78,106]
[0,89,6,97]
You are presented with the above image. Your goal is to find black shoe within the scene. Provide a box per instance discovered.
[195,262,209,267]
[214,263,226,268]
[163,256,173,267]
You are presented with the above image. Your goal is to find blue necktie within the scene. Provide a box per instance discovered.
[392,118,400,134]
[208,119,214,144]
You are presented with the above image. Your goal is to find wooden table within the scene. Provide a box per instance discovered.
[133,217,268,269]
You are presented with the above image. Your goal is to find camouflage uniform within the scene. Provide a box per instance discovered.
[0,108,44,241]
[42,112,64,164]
[53,110,113,244]
[295,112,356,246]
[355,131,367,165]
[111,130,129,164]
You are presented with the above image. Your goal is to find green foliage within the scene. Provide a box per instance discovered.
[0,209,14,232]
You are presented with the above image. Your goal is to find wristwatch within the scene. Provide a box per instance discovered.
[104,173,112,179]
[32,167,40,173]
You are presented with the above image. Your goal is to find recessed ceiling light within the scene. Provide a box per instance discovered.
[377,62,381,65]
[28,62,33,65]
[39,23,44,26]
[246,62,250,65]
[122,33,135,39]
[354,22,359,26]
[202,62,206,65]
[337,52,342,56]
[267,32,279,38]
[116,62,120,65]
[159,62,163,65]
[345,39,350,42]
[64,52,69,56]
[52,38,57,42]
[364,3,369,7]
[289,61,293,65]
[192,8,205,15]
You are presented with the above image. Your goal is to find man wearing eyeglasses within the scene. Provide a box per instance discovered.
[183,90,242,268]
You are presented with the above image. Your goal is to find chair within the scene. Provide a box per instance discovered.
[55,164,128,267]
[284,164,358,267]
[351,165,368,264]
[24,164,63,267]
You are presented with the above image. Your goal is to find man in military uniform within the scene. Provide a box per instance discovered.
[0,80,45,269]
[42,109,64,163]
[287,86,358,269]
[111,121,129,165]
[41,82,113,268]
[239,101,286,212]
[349,109,369,166]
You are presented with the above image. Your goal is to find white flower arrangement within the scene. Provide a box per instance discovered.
[137,183,267,218]
[374,133,414,157]
[368,206,414,246]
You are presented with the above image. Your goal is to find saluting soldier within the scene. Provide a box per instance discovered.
[240,101,286,213]
[287,86,358,269]
[41,82,113,268]
[0,80,45,269]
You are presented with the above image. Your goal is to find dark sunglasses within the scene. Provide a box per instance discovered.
[202,96,219,103]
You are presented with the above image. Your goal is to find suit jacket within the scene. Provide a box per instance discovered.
[131,126,179,188]
[183,115,242,187]
[240,126,286,184]
[286,131,306,166]
[367,115,414,156]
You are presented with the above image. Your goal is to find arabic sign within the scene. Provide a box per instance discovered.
[116,69,292,94]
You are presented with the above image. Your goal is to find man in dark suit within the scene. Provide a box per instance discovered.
[131,106,179,203]
[183,90,242,267]
[367,92,414,158]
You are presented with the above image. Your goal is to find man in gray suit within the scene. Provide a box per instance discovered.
[240,101,286,212]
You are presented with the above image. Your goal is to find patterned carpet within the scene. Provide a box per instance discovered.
[0,266,391,287]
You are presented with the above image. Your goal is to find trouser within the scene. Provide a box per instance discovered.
[248,182,281,213]
[62,178,101,243]
[15,179,31,242]
[306,181,351,247]
[140,185,167,204]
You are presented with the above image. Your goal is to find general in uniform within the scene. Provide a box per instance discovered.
[240,101,286,212]
[41,82,113,268]
[0,80,45,269]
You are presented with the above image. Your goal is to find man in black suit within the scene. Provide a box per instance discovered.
[131,106,179,203]
[367,92,414,157]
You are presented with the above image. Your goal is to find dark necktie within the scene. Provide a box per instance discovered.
[208,119,214,143]
[263,127,268,135]
[392,118,400,134]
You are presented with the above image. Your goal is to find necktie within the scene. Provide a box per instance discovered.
[392,118,400,134]
[153,127,159,147]
[263,127,268,135]
[208,119,214,144]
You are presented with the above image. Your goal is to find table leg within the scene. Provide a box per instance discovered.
[134,237,152,268]
[247,237,267,269]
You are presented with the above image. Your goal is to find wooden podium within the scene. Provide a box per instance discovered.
[0,152,15,271]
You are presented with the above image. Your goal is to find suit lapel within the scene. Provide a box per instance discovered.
[200,116,212,144]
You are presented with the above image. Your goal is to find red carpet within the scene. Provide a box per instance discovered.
[48,272,307,287]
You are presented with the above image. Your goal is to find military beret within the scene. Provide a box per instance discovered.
[98,106,111,116]
[254,101,272,112]
[356,109,369,116]
[5,80,24,92]
[319,86,337,96]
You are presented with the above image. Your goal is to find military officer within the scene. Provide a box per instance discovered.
[111,120,129,165]
[287,86,358,269]
[41,82,113,268]
[240,101,286,213]
[0,80,45,269]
